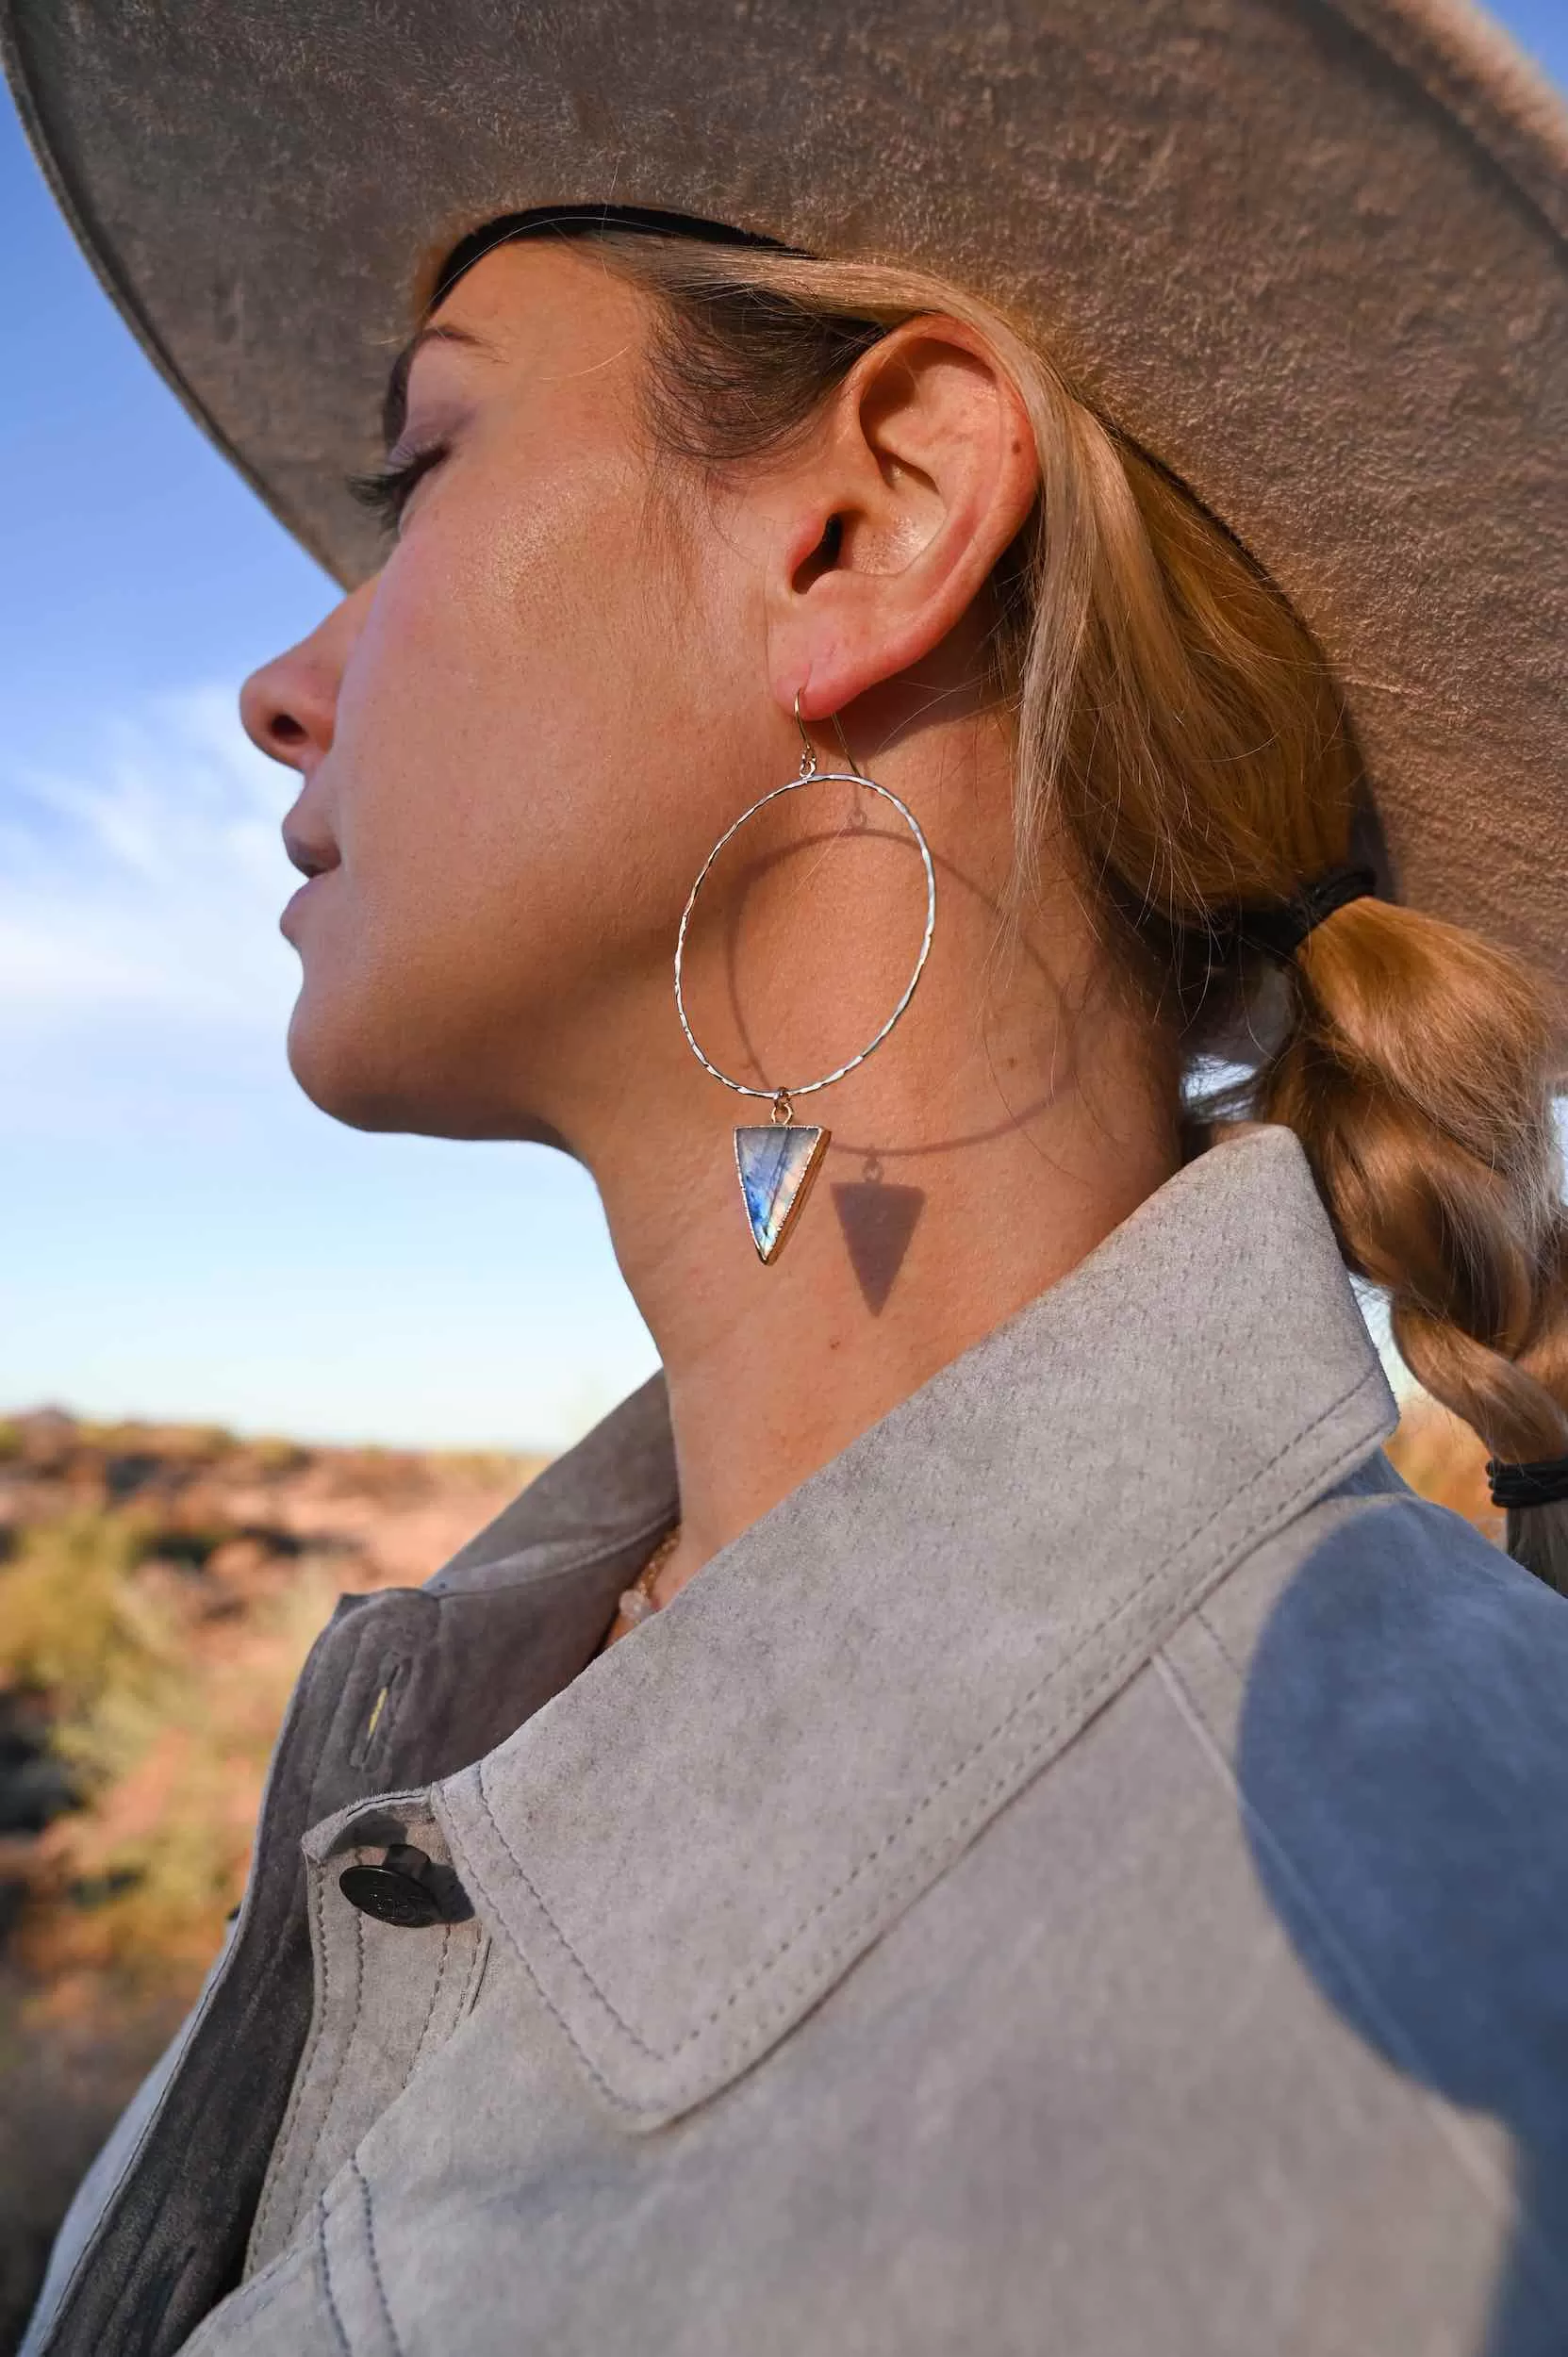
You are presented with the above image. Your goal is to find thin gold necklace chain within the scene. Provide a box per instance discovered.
[635,1525,682,1603]
[613,1524,683,1634]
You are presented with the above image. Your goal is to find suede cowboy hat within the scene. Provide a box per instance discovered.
[4,0,1565,987]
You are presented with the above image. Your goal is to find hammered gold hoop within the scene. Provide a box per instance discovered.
[672,702,937,1105]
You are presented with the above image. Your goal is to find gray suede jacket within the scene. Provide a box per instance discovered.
[24,1129,1568,2357]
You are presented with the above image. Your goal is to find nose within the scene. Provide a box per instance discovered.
[239,580,376,772]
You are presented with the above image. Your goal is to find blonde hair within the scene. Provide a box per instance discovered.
[587,232,1568,1465]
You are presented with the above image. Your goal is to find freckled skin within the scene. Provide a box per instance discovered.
[240,242,1178,1603]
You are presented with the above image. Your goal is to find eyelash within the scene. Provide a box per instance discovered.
[348,440,449,533]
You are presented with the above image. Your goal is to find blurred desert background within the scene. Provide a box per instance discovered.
[0,1391,1498,2347]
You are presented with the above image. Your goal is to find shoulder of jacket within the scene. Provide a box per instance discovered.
[1250,1475,1568,1728]
[1233,1481,1568,2115]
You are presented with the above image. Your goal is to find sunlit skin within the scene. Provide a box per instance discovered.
[240,242,1180,1608]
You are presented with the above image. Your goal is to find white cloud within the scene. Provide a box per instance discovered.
[0,684,298,1034]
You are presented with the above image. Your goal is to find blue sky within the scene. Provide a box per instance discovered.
[0,106,657,1448]
[3,8,1564,1449]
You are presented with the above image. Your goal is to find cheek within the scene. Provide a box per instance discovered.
[338,479,649,934]
[289,456,745,1116]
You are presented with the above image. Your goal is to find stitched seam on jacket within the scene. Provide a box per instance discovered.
[405,1922,454,2083]
[478,1620,1208,2094]
[279,1904,365,2249]
[1151,1642,1568,2325]
[250,1865,334,2263]
[318,2200,352,2357]
[351,2156,404,2356]
[454,1834,631,2117]
[474,1368,1386,2082]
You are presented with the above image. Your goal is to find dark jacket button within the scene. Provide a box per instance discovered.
[339,1842,444,1927]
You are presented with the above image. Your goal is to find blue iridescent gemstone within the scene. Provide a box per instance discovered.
[734,1124,830,1262]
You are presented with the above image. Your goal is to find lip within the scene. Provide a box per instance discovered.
[280,870,334,944]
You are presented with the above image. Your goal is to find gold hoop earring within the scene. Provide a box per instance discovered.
[672,698,937,1264]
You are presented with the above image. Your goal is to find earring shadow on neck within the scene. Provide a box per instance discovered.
[832,1157,926,1314]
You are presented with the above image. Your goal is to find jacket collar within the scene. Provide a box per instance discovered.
[435,1127,1395,2124]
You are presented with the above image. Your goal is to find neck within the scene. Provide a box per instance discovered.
[576,711,1180,1601]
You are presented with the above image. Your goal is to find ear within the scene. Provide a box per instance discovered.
[761,317,1039,726]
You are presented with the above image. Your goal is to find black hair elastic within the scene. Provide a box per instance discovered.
[1488,1456,1568,1510]
[1234,865,1378,964]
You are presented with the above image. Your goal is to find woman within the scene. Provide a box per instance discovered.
[8,0,1568,2349]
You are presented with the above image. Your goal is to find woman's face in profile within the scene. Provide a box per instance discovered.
[241,244,776,1148]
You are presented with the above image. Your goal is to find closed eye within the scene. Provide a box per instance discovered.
[348,440,450,535]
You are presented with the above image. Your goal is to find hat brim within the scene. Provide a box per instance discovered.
[4,0,1565,986]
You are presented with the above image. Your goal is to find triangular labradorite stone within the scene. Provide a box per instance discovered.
[734,1124,830,1263]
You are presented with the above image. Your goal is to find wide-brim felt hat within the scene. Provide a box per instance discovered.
[4,0,1565,988]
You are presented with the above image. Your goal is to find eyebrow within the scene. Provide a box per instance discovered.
[381,321,489,451]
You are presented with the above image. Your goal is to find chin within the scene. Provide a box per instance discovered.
[286,1000,414,1132]
[284,994,573,1152]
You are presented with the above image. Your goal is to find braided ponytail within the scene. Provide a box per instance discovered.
[1261,897,1568,1586]
[1263,898,1568,1467]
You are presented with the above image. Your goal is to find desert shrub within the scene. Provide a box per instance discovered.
[0,1512,173,1722]
[249,1436,311,1477]
[12,1542,337,2000]
[0,1507,344,2001]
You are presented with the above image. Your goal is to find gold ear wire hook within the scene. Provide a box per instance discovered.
[794,691,863,781]
[794,691,818,779]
